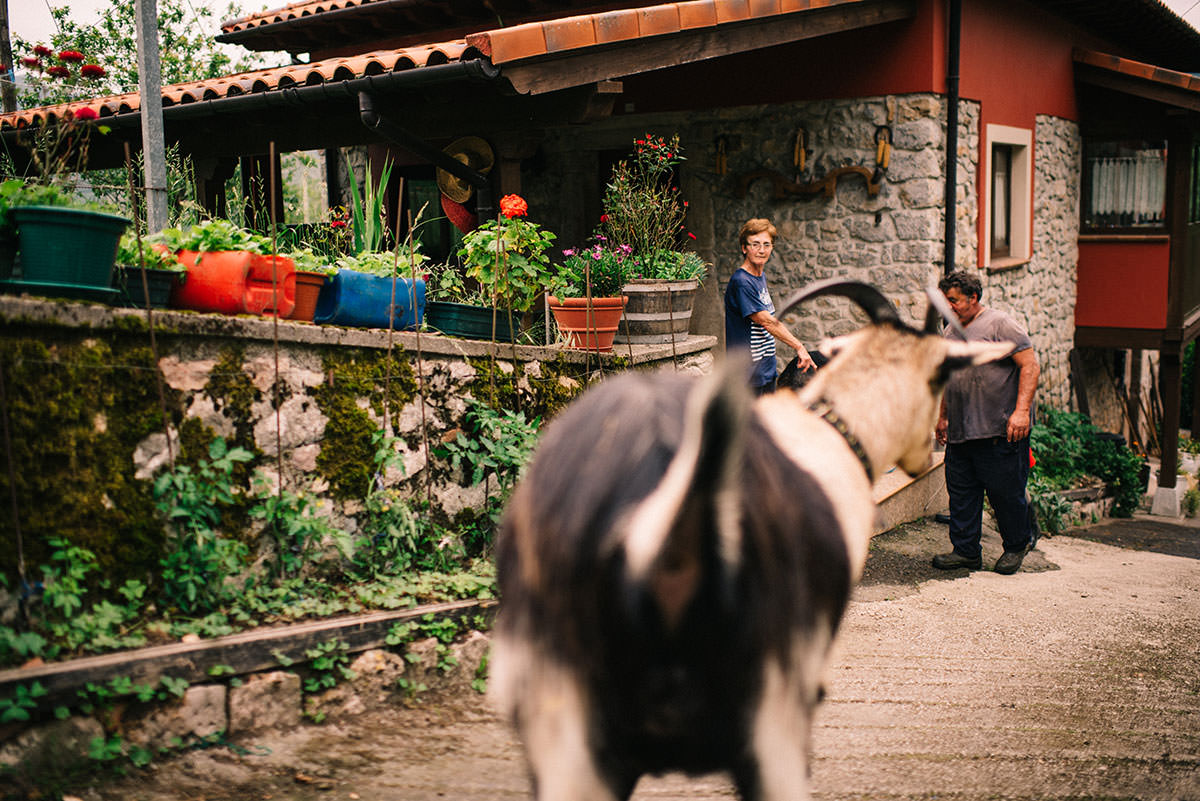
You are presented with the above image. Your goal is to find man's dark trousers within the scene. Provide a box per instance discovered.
[945,436,1033,560]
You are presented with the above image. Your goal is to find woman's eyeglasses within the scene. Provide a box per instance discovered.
[746,242,773,251]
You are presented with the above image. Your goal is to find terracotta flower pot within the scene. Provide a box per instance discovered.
[287,269,328,321]
[547,295,627,352]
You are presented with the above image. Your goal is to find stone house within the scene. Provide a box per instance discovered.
[5,0,1200,512]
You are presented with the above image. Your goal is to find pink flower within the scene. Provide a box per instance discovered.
[80,63,106,79]
[562,249,576,257]
[57,50,85,63]
[73,107,99,121]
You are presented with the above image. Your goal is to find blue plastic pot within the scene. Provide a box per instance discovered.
[313,269,425,329]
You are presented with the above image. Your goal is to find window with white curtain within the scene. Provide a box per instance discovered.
[1083,140,1166,229]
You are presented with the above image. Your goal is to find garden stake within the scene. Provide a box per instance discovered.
[0,360,27,624]
[406,205,433,508]
[123,141,174,467]
[268,141,285,493]
[383,176,408,436]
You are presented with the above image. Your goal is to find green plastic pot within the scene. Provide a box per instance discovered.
[13,205,130,289]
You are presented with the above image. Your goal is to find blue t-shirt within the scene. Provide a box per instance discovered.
[724,268,776,388]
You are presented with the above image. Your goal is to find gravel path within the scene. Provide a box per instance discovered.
[75,516,1200,801]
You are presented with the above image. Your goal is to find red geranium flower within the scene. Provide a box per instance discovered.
[599,213,609,223]
[57,50,85,63]
[33,45,52,57]
[499,193,528,219]
[20,57,40,69]
[74,107,99,121]
[80,64,106,79]
[330,220,347,229]
[687,231,697,240]
[47,65,70,78]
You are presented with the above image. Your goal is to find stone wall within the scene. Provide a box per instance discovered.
[0,296,714,581]
[524,96,1081,410]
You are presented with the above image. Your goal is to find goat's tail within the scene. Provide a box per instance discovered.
[620,360,752,597]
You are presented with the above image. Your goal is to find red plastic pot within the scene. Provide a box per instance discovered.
[171,250,296,317]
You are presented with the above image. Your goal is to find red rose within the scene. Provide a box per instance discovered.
[499,193,528,219]
[47,65,70,78]
[74,107,99,121]
[33,45,52,57]
[80,64,106,79]
[57,50,85,63]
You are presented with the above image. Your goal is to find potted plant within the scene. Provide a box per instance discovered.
[456,193,556,324]
[3,178,128,300]
[546,238,633,352]
[312,246,426,330]
[112,231,186,309]
[619,248,709,344]
[153,219,296,317]
[595,133,709,344]
[0,178,67,280]
[424,262,520,343]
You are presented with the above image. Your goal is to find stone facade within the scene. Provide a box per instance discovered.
[526,95,1080,410]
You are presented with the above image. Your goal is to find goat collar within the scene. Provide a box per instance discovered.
[808,399,874,482]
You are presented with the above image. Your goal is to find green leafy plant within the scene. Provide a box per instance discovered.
[153,437,254,614]
[334,244,428,278]
[1031,406,1145,518]
[630,248,708,282]
[344,154,394,254]
[116,230,185,271]
[150,219,273,257]
[0,178,70,238]
[551,239,636,298]
[458,193,556,314]
[249,472,353,580]
[0,682,47,723]
[302,638,356,693]
[1185,487,1200,518]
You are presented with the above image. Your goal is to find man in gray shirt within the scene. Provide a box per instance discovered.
[933,271,1040,574]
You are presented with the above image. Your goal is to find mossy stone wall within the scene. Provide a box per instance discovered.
[0,297,715,587]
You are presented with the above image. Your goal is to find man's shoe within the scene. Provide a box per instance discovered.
[931,551,982,570]
[994,550,1025,575]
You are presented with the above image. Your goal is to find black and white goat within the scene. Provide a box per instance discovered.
[490,280,1015,801]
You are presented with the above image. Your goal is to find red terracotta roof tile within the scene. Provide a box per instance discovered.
[636,4,683,36]
[677,0,717,29]
[1074,47,1200,97]
[594,8,642,43]
[5,0,874,128]
[713,0,751,24]
[542,15,598,52]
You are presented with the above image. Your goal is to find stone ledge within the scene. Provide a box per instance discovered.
[0,295,716,366]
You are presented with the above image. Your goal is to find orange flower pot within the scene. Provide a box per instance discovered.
[287,269,327,321]
[547,295,627,352]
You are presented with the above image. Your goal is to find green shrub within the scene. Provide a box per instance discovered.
[1031,406,1145,518]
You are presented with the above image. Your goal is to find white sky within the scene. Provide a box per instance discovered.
[9,0,1200,52]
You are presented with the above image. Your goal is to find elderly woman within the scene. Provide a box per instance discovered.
[723,218,816,394]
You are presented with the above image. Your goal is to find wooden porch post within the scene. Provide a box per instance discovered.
[1128,349,1142,449]
[1157,345,1182,496]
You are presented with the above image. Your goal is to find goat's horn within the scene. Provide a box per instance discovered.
[777,278,903,325]
[923,281,967,338]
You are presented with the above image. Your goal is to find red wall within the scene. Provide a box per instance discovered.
[1075,241,1170,330]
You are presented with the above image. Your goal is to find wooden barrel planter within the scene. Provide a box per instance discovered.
[614,278,699,345]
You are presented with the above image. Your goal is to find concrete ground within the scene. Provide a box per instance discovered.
[75,514,1200,801]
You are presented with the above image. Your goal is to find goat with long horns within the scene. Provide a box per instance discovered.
[490,279,1016,801]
